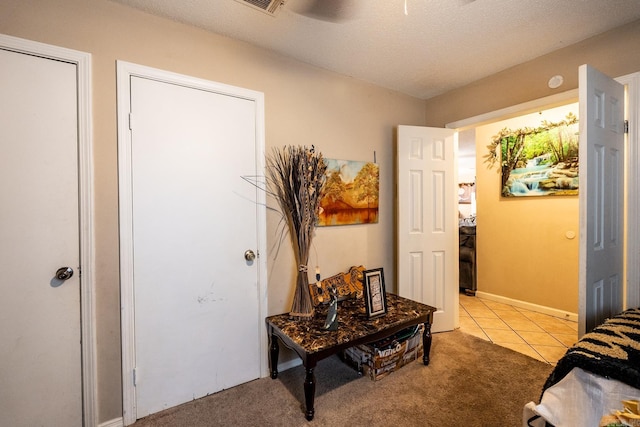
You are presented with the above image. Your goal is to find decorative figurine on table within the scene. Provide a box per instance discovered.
[323,285,339,331]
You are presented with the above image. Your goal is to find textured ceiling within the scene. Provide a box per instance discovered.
[113,0,640,99]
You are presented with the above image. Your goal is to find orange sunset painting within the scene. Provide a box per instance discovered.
[318,159,379,226]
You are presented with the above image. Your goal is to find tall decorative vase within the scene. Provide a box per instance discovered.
[291,266,314,319]
[266,145,327,320]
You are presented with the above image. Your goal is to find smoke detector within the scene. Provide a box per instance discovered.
[548,75,564,89]
[235,0,288,16]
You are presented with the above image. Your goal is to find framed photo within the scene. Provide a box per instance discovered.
[363,268,387,318]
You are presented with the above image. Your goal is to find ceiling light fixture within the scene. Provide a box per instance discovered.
[404,0,408,15]
[548,75,564,89]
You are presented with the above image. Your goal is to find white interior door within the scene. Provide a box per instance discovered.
[0,48,82,426]
[397,126,459,332]
[120,67,266,420]
[578,64,625,336]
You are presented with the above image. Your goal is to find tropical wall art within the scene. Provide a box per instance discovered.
[318,158,379,226]
[484,112,579,197]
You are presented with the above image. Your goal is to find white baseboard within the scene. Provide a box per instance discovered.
[475,291,578,322]
[104,360,302,427]
[277,358,302,372]
[99,418,123,427]
[260,358,302,378]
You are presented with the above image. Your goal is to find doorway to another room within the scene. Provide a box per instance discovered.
[456,102,581,364]
[457,128,477,297]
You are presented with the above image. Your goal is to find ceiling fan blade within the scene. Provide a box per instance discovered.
[293,0,360,22]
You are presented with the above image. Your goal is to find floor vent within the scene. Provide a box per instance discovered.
[235,0,287,16]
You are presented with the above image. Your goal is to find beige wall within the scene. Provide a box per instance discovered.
[424,19,640,127]
[0,0,426,422]
[475,104,580,313]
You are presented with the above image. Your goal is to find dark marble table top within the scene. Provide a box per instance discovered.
[266,293,435,356]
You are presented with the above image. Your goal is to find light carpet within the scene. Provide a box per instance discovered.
[133,330,553,427]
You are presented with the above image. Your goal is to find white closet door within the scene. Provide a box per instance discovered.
[129,75,262,418]
[0,48,81,426]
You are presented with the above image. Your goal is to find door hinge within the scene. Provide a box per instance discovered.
[625,120,629,134]
[133,367,138,386]
[129,113,134,131]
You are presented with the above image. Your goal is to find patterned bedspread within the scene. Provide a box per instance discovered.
[542,308,640,395]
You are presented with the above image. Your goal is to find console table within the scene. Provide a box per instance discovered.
[266,293,435,420]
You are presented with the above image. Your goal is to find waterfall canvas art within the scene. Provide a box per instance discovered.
[318,158,379,226]
[490,113,580,197]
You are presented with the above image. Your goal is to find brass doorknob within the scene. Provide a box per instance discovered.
[244,250,256,261]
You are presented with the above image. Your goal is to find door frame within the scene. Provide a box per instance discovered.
[447,71,640,312]
[0,34,96,425]
[617,71,640,309]
[116,61,268,425]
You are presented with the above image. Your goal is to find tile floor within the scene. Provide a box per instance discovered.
[458,293,578,365]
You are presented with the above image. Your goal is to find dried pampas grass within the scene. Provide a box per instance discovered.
[266,145,327,319]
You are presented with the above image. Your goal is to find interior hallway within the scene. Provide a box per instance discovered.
[458,293,578,365]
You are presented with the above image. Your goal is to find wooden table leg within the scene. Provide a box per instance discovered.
[304,365,316,421]
[422,322,432,365]
[269,333,279,379]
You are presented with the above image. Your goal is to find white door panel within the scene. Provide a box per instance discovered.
[397,126,459,332]
[394,65,626,339]
[127,75,262,418]
[0,48,81,426]
[578,64,625,336]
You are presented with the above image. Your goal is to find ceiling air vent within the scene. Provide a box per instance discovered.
[235,0,288,16]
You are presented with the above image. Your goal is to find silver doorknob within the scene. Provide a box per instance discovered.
[244,250,256,261]
[56,267,74,281]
